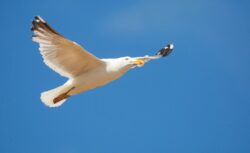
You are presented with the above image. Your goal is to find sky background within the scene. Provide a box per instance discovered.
[1,0,250,153]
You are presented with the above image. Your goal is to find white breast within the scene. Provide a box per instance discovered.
[66,60,129,95]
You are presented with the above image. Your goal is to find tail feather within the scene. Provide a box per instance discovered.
[40,84,73,107]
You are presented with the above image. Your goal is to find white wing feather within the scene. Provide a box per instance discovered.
[31,16,104,78]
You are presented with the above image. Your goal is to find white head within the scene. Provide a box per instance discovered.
[120,56,144,67]
[103,56,145,73]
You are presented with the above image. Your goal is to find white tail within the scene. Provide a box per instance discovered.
[40,84,73,107]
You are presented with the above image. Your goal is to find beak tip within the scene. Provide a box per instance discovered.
[134,59,145,66]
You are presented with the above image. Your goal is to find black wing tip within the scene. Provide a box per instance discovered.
[31,16,61,36]
[156,43,174,57]
[31,16,46,31]
[31,16,40,31]
[34,16,45,22]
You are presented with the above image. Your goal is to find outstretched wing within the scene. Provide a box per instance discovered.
[31,16,104,78]
[134,43,174,63]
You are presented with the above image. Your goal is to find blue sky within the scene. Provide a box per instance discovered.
[1,0,250,153]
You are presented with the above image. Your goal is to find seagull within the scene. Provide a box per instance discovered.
[31,16,174,107]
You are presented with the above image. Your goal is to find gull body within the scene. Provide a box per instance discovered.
[66,58,135,96]
[31,16,173,107]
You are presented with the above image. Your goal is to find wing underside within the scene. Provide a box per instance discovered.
[31,16,103,78]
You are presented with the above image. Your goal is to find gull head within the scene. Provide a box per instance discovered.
[121,56,145,68]
[102,56,145,74]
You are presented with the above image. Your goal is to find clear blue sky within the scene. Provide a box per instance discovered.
[1,0,250,153]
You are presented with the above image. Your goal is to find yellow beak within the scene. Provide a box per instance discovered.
[134,59,145,66]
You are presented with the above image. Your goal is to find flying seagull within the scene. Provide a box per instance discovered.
[31,16,174,107]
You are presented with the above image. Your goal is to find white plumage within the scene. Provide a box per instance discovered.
[31,16,173,107]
